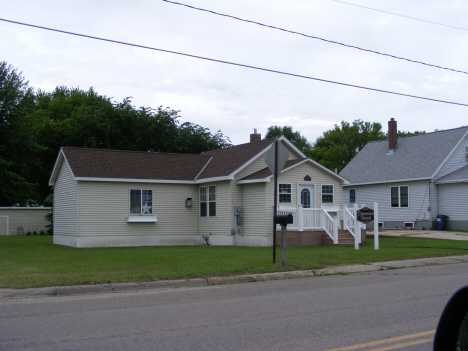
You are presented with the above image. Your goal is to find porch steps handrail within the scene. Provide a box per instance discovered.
[344,208,356,237]
[320,208,338,244]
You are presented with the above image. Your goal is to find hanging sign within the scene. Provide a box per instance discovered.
[357,207,374,223]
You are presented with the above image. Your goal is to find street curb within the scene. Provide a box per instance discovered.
[2,255,468,300]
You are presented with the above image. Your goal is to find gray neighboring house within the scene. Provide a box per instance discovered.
[340,118,468,230]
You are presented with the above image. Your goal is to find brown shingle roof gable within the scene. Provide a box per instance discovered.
[62,147,211,181]
[197,138,276,179]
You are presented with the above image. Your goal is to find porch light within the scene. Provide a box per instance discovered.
[186,198,193,207]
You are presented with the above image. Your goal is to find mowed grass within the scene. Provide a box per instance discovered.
[1,236,468,288]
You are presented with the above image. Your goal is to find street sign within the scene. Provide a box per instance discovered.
[357,207,374,223]
[265,141,289,176]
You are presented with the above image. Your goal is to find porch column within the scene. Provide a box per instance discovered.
[297,204,304,231]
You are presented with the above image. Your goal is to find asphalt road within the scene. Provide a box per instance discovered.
[1,262,467,351]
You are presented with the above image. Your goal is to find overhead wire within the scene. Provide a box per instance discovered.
[1,17,468,108]
[161,0,468,76]
[332,0,468,31]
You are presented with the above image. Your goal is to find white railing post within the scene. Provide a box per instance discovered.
[374,202,379,250]
[354,203,359,250]
[333,217,339,244]
[297,204,304,232]
[320,210,324,231]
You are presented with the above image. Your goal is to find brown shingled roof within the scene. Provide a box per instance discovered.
[238,158,307,181]
[60,138,280,182]
[197,138,275,179]
[62,147,212,181]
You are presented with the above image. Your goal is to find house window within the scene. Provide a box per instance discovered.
[322,185,334,203]
[465,145,468,161]
[279,184,292,203]
[349,188,356,203]
[130,189,153,214]
[200,186,216,217]
[391,186,409,207]
[404,222,414,229]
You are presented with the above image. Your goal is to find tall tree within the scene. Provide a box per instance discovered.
[32,87,231,201]
[307,120,386,173]
[264,125,312,153]
[0,61,40,206]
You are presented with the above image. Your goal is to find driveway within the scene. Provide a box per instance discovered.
[368,229,468,241]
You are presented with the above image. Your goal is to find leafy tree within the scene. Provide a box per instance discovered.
[32,87,231,201]
[176,123,231,154]
[396,130,426,137]
[0,61,40,206]
[307,120,386,173]
[264,125,312,153]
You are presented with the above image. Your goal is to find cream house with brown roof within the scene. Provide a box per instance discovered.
[49,132,351,248]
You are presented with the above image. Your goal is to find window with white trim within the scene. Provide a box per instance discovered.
[322,185,333,203]
[391,186,409,207]
[130,189,153,214]
[279,184,292,203]
[349,188,356,203]
[200,186,216,217]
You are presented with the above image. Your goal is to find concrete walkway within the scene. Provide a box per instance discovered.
[368,229,468,241]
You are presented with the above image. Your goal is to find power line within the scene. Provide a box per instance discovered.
[1,17,468,108]
[332,0,468,31]
[161,0,468,76]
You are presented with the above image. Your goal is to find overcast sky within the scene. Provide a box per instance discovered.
[2,0,467,145]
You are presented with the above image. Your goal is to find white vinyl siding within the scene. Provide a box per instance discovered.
[78,182,198,237]
[438,183,468,221]
[267,162,343,232]
[242,183,267,236]
[343,180,430,222]
[198,181,231,236]
[54,160,79,236]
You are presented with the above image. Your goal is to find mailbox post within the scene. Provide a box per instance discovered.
[275,213,293,267]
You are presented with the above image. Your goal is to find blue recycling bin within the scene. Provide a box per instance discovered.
[436,215,448,231]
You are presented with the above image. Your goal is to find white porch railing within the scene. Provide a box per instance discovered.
[277,204,376,249]
[277,206,338,244]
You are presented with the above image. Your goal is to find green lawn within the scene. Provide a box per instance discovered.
[1,236,468,288]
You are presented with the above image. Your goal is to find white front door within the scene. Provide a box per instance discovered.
[298,185,315,208]
[298,185,315,228]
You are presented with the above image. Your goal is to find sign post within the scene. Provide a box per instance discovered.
[357,206,375,250]
[374,202,379,250]
[265,139,289,264]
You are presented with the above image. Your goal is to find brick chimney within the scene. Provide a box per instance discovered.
[250,128,261,142]
[388,118,397,151]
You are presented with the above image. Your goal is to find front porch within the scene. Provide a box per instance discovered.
[275,228,367,247]
[275,205,367,247]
